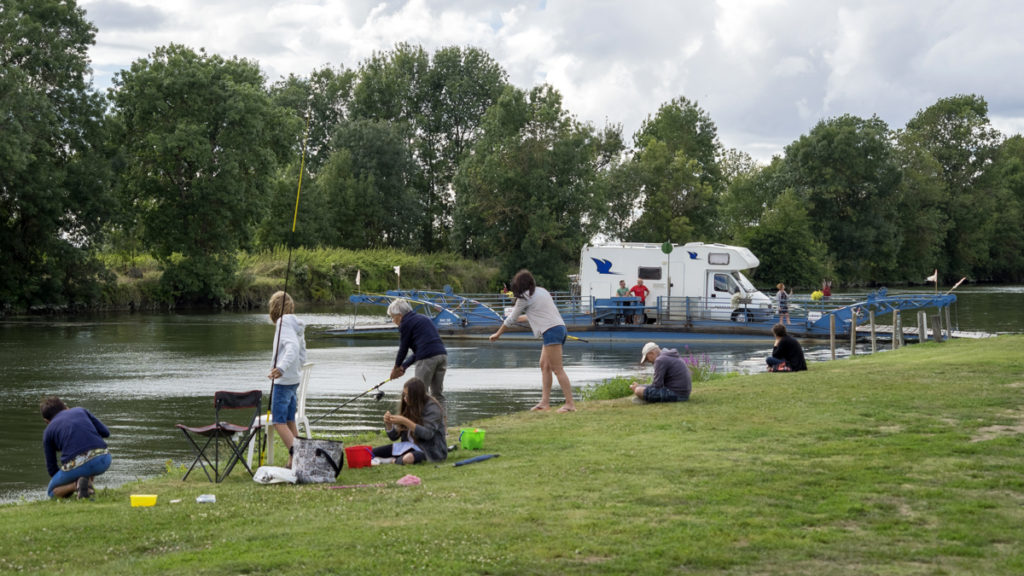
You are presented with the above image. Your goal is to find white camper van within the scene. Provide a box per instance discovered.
[578,242,774,322]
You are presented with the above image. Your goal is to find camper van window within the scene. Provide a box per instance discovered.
[637,267,662,280]
[714,273,736,293]
[709,253,730,265]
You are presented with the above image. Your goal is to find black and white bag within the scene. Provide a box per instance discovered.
[292,437,345,484]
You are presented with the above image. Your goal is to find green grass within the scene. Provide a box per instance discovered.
[3,336,1024,575]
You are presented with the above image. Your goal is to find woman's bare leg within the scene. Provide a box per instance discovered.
[544,344,575,412]
[533,346,555,410]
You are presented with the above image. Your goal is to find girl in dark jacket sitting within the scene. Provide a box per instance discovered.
[371,378,448,465]
[766,323,808,372]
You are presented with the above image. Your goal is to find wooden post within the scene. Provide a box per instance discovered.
[850,308,857,357]
[829,314,836,360]
[918,311,927,342]
[894,310,902,349]
[931,314,943,342]
[944,306,953,340]
[869,309,876,354]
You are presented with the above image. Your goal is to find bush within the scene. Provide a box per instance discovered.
[581,376,634,400]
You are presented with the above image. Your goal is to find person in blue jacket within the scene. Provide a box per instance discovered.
[41,396,112,499]
[388,298,448,402]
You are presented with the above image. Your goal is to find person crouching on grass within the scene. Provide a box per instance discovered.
[41,396,112,499]
[267,290,307,468]
[630,342,692,403]
[371,378,448,465]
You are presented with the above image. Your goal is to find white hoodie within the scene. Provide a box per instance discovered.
[271,314,307,385]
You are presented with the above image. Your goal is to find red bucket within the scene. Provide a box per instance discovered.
[345,445,373,469]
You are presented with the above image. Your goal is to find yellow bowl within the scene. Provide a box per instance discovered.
[130,494,157,507]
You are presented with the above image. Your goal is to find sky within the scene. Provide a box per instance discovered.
[78,0,1024,163]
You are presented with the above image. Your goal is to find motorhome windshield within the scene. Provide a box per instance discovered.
[732,271,757,292]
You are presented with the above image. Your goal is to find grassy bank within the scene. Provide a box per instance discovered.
[99,247,501,310]
[3,336,1023,575]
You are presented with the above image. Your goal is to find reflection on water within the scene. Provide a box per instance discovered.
[2,284,1019,504]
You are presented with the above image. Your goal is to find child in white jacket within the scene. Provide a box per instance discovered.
[267,291,307,467]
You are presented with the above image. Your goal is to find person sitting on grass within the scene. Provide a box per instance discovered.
[41,396,112,499]
[630,342,692,403]
[371,378,448,465]
[766,323,808,372]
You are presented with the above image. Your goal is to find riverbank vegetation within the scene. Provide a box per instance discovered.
[3,335,1022,575]
[99,247,500,310]
[5,1,1024,314]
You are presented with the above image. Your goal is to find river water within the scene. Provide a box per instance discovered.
[2,285,1019,503]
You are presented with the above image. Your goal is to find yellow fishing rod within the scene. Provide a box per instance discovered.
[261,110,310,466]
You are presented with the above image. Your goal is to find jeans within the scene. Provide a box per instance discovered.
[48,453,111,498]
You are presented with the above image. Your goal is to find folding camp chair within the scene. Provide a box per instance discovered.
[176,390,263,482]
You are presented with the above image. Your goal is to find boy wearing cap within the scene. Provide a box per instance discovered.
[630,342,691,403]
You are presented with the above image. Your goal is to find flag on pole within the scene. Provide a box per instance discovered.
[355,269,361,287]
[393,265,401,276]
[925,270,938,283]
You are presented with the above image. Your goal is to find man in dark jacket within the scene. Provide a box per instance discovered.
[388,298,449,401]
[630,341,692,402]
[766,323,808,372]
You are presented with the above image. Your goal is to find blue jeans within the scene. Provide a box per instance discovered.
[643,387,686,403]
[271,383,299,423]
[48,453,111,498]
[542,325,567,346]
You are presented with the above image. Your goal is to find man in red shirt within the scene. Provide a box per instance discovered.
[629,279,650,324]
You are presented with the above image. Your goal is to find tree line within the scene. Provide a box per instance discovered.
[3,0,1023,312]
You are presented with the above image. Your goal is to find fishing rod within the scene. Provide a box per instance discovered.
[259,108,310,465]
[269,110,310,403]
[512,322,589,343]
[309,375,394,426]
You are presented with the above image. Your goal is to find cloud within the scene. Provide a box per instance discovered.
[78,0,1024,162]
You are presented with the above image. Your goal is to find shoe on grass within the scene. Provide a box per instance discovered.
[76,477,91,499]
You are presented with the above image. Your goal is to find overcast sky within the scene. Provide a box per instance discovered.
[78,0,1024,162]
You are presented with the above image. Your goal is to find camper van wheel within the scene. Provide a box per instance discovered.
[731,309,754,323]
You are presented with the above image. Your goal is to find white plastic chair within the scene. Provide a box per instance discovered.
[248,362,314,468]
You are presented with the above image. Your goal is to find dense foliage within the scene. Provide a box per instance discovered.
[3,1,1024,311]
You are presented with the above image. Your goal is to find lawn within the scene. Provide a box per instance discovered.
[2,335,1023,575]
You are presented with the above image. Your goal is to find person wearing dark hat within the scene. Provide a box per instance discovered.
[629,342,692,403]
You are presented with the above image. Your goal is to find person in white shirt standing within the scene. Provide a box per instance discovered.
[267,290,307,468]
[489,269,577,413]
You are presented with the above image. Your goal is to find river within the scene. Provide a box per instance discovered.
[2,284,1020,503]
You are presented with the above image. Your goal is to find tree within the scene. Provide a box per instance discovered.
[783,114,902,284]
[0,0,112,310]
[892,130,950,281]
[108,44,296,305]
[986,135,1024,281]
[902,94,1003,281]
[625,97,724,242]
[316,119,419,250]
[452,85,623,287]
[742,190,825,288]
[351,44,508,251]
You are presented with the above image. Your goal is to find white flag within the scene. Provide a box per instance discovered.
[925,269,938,283]
[393,265,401,277]
[355,269,361,286]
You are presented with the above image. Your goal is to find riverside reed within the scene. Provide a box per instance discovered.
[2,336,1023,575]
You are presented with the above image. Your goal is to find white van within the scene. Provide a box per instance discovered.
[578,242,774,322]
